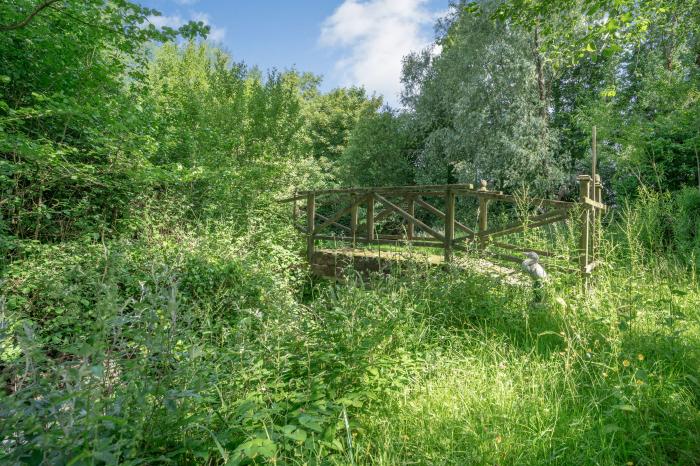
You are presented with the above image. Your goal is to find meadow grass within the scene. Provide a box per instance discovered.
[1,210,699,465]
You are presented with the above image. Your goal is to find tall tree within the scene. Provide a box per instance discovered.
[401,1,565,194]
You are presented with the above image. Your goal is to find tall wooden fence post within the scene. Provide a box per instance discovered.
[306,193,316,263]
[350,193,358,248]
[444,189,455,263]
[478,180,489,250]
[366,192,375,242]
[578,175,592,290]
[406,195,415,241]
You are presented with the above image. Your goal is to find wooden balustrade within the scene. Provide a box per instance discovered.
[284,130,606,287]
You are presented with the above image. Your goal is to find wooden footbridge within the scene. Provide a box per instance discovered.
[280,172,606,286]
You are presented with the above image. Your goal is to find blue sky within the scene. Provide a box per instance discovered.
[140,0,449,105]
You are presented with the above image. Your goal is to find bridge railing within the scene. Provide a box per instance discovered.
[280,174,607,285]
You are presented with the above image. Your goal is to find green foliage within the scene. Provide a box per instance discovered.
[0,0,207,253]
[495,0,700,69]
[338,109,416,187]
[672,187,700,260]
[304,87,382,163]
[399,2,565,193]
[2,216,699,464]
[1,0,699,464]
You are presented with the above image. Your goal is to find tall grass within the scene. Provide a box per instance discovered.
[1,193,699,464]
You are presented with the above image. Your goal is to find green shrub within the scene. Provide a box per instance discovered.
[672,187,700,265]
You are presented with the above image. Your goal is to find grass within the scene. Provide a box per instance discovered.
[1,210,699,464]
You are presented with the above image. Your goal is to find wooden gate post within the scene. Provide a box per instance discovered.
[478,180,489,250]
[406,195,415,241]
[444,189,456,263]
[366,192,375,242]
[578,175,592,290]
[306,193,316,262]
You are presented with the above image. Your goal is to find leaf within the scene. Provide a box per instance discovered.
[603,424,623,433]
[282,426,307,443]
[229,438,277,464]
[685,374,700,387]
[298,414,324,433]
[613,404,637,412]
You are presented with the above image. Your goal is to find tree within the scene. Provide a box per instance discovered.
[303,87,382,164]
[0,0,206,251]
[401,1,565,194]
[338,108,415,187]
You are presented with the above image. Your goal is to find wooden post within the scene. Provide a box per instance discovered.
[578,175,592,290]
[350,193,359,248]
[478,180,489,250]
[292,191,299,224]
[590,127,598,261]
[594,174,603,243]
[591,126,597,187]
[444,189,455,263]
[366,192,375,242]
[406,195,415,241]
[306,193,316,263]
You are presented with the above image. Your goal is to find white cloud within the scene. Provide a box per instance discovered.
[174,0,199,5]
[147,11,226,43]
[191,12,227,43]
[147,14,185,29]
[320,0,440,105]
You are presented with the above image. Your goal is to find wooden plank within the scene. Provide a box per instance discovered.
[291,187,577,211]
[316,213,352,233]
[474,209,568,238]
[374,193,445,241]
[485,214,568,240]
[584,196,607,211]
[315,195,367,233]
[476,192,576,209]
[297,183,478,196]
[415,197,476,235]
[314,235,444,248]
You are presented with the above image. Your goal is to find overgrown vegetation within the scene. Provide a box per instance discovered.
[1,0,699,464]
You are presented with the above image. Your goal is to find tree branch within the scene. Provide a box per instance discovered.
[0,0,61,31]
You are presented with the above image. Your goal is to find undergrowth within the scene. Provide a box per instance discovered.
[1,201,699,465]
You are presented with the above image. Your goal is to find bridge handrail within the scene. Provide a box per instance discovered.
[280,184,577,210]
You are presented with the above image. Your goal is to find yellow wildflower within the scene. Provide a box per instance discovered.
[623,359,630,367]
[637,354,645,361]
